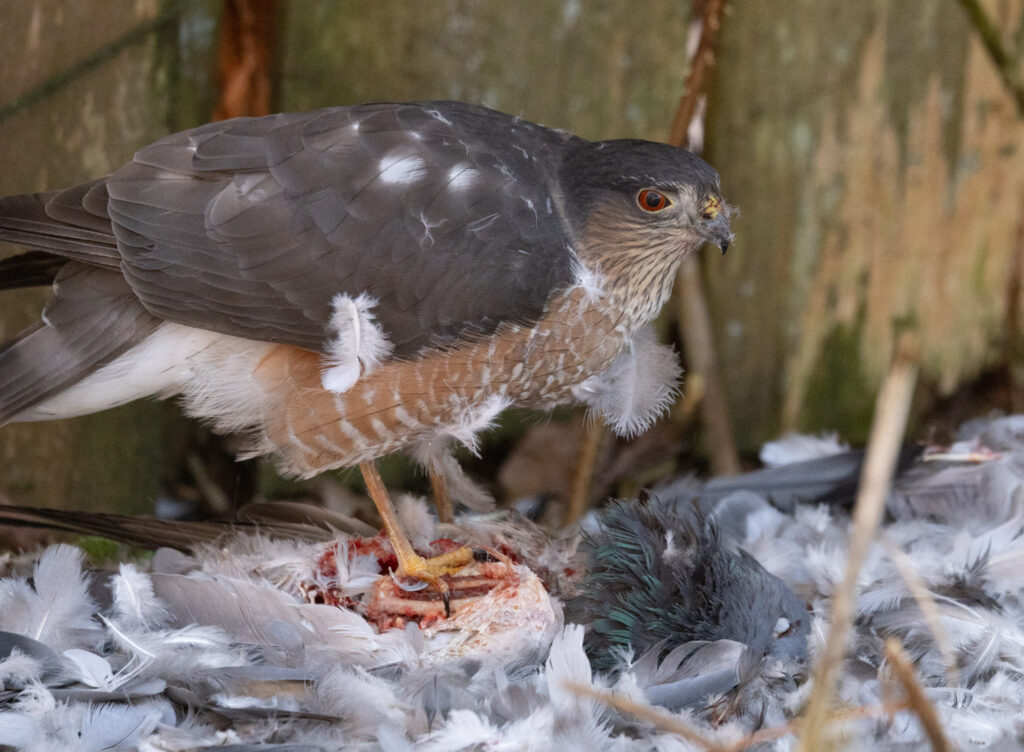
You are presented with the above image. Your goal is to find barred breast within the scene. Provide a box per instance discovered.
[252,286,632,477]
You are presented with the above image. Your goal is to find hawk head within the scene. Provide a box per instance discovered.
[558,138,733,322]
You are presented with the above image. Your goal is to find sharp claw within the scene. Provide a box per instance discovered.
[389,546,471,619]
[393,574,429,592]
[472,548,497,562]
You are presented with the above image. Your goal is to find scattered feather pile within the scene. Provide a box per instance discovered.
[1,415,1024,750]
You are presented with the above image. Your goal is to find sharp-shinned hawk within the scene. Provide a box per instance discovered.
[0,101,731,602]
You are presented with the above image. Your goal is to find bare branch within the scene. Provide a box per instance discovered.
[957,0,1024,117]
[564,420,605,526]
[670,0,728,149]
[799,328,920,749]
[670,0,740,476]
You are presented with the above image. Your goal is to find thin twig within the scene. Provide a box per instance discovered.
[0,0,188,125]
[957,0,1024,117]
[881,533,961,690]
[670,0,727,148]
[1006,213,1024,412]
[799,328,920,750]
[563,682,725,751]
[567,0,735,512]
[723,698,912,752]
[186,453,231,514]
[564,420,605,526]
[213,0,280,121]
[567,679,912,752]
[675,259,741,475]
[884,638,952,752]
[669,0,740,477]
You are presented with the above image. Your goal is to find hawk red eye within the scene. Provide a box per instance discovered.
[637,189,670,212]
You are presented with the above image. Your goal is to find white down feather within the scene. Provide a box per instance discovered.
[572,326,682,438]
[321,292,394,393]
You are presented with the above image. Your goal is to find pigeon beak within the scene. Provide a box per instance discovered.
[698,196,732,254]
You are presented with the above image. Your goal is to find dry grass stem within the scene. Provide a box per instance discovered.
[668,0,740,477]
[563,682,725,751]
[881,533,961,689]
[798,330,920,750]
[568,679,915,752]
[564,419,606,526]
[724,699,912,752]
[670,0,727,147]
[675,257,741,475]
[884,638,952,752]
[186,453,231,513]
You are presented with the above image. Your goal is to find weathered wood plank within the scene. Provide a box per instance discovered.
[0,0,213,512]
[706,0,1023,446]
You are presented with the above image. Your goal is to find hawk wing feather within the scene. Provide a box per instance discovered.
[0,264,161,423]
[100,101,580,355]
[0,191,120,270]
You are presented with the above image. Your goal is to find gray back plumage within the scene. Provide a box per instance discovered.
[1,102,727,362]
[0,100,730,427]
[107,101,580,354]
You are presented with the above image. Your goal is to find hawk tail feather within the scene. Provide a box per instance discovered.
[0,264,160,424]
[0,189,121,271]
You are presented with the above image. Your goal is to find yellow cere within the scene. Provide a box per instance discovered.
[702,195,722,219]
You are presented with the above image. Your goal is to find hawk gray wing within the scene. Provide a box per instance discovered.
[0,264,160,421]
[105,101,580,355]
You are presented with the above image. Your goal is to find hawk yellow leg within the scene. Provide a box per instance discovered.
[359,461,472,613]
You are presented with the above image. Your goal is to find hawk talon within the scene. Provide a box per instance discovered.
[359,461,474,617]
[390,573,429,593]
[391,547,475,582]
[389,551,467,618]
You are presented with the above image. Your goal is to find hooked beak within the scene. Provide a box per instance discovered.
[698,196,733,254]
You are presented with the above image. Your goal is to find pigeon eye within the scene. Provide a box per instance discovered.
[637,189,671,212]
[773,617,794,638]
